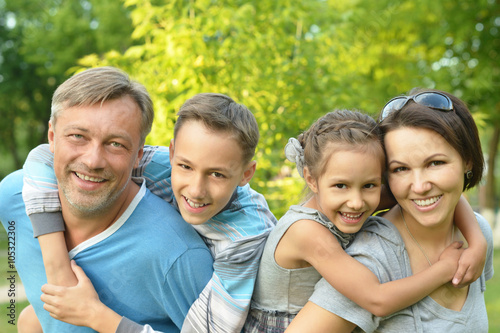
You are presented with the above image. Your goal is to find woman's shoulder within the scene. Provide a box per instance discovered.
[347,215,405,253]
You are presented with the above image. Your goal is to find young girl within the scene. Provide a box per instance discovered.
[242,109,485,332]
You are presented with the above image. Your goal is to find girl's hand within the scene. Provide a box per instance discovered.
[451,241,487,288]
[41,260,102,327]
[438,241,464,280]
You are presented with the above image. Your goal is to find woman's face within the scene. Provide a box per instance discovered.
[384,127,469,228]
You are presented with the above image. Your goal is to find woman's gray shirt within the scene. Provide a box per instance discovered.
[310,213,494,333]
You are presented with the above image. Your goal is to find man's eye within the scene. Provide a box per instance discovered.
[72,134,84,139]
[111,142,123,148]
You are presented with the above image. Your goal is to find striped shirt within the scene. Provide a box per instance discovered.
[22,144,277,333]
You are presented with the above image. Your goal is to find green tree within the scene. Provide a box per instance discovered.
[0,0,133,177]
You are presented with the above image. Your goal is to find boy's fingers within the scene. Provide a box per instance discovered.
[70,260,90,283]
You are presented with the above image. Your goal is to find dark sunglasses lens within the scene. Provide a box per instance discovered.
[414,93,452,110]
[381,98,407,119]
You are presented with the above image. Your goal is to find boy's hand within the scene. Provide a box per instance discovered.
[452,242,487,288]
[41,260,102,327]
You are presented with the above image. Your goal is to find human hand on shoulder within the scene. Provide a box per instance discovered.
[437,241,464,281]
[451,239,487,288]
[41,260,122,332]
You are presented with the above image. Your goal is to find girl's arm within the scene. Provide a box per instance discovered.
[452,195,487,287]
[282,219,463,317]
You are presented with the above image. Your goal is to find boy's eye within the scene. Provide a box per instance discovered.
[211,172,225,178]
[364,183,376,189]
[334,184,347,189]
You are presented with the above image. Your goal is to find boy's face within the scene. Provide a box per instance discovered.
[170,120,256,225]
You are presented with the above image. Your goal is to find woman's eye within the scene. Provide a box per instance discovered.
[180,164,191,170]
[392,166,407,173]
[429,161,445,167]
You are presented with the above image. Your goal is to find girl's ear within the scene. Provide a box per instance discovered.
[303,166,318,193]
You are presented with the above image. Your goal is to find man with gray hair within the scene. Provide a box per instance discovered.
[0,66,213,332]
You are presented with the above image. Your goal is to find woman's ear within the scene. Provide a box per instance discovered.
[303,167,318,193]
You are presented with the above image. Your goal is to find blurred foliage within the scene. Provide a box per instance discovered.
[0,0,134,176]
[1,0,499,218]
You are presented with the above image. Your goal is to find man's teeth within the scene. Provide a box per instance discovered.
[186,197,207,208]
[341,212,363,220]
[76,172,104,183]
[414,196,441,207]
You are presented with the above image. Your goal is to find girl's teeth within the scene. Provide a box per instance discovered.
[342,212,363,220]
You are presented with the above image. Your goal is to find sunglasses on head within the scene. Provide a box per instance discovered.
[380,91,454,121]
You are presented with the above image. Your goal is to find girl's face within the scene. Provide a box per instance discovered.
[305,145,383,234]
[385,127,468,229]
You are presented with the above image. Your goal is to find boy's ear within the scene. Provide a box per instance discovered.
[169,139,175,163]
[303,166,318,193]
[238,161,257,187]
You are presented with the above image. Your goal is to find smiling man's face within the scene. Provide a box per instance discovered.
[48,95,143,217]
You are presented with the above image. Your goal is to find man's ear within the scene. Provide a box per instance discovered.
[48,121,55,153]
[303,166,318,193]
[238,161,257,187]
[134,146,144,169]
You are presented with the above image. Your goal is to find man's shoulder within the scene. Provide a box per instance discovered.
[0,170,25,227]
[0,169,23,192]
[0,170,23,206]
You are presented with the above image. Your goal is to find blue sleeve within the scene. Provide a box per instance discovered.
[163,248,214,329]
[134,146,175,205]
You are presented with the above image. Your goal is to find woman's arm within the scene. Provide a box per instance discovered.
[452,195,487,287]
[285,301,355,333]
[284,220,462,317]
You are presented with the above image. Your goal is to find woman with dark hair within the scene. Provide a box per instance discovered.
[286,89,494,332]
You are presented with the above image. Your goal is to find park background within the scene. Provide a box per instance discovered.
[0,0,498,331]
